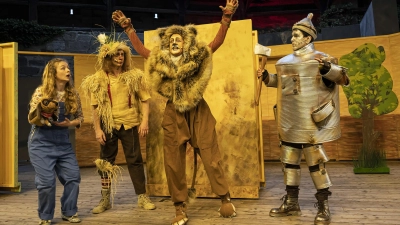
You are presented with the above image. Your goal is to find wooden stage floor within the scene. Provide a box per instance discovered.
[1,161,400,225]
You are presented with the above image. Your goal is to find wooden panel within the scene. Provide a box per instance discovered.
[73,55,147,167]
[144,20,262,198]
[261,33,400,161]
[0,42,20,192]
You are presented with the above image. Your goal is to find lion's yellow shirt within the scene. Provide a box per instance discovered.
[91,74,150,130]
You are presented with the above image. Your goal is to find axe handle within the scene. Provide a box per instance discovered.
[255,55,268,106]
[259,55,268,72]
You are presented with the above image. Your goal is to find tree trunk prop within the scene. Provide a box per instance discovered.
[339,43,398,174]
[353,110,389,174]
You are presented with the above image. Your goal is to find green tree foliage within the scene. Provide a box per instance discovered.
[340,43,398,169]
[339,43,398,118]
[0,19,64,47]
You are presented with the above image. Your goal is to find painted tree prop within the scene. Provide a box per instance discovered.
[339,43,398,173]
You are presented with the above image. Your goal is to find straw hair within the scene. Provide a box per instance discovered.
[95,33,132,73]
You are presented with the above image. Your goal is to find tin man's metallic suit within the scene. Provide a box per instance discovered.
[267,42,348,189]
[261,13,349,225]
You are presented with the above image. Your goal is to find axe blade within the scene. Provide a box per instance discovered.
[254,43,271,56]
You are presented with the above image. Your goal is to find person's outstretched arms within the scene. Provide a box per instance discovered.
[208,0,238,53]
[112,10,151,59]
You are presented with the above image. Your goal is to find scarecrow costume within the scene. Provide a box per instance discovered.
[80,34,155,214]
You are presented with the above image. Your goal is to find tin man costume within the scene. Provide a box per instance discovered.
[260,13,349,225]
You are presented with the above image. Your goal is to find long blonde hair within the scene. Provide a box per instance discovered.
[41,58,78,114]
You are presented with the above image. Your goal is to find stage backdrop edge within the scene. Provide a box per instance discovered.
[0,42,20,192]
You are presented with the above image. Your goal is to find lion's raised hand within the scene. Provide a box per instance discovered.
[112,10,133,31]
[219,0,239,15]
[112,10,125,24]
[219,0,238,26]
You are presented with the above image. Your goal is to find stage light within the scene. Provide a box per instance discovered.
[70,9,74,15]
[154,13,158,19]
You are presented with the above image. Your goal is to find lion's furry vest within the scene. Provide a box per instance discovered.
[145,42,213,112]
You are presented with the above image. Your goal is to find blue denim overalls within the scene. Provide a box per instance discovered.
[27,102,81,220]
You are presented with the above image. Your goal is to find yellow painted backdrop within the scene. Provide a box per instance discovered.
[144,20,263,198]
[0,42,20,192]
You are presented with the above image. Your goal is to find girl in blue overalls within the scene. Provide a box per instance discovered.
[27,58,84,225]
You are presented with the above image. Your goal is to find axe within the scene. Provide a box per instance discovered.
[254,43,271,106]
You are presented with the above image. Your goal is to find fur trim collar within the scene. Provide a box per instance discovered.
[146,41,213,112]
[146,24,213,112]
[157,24,198,63]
